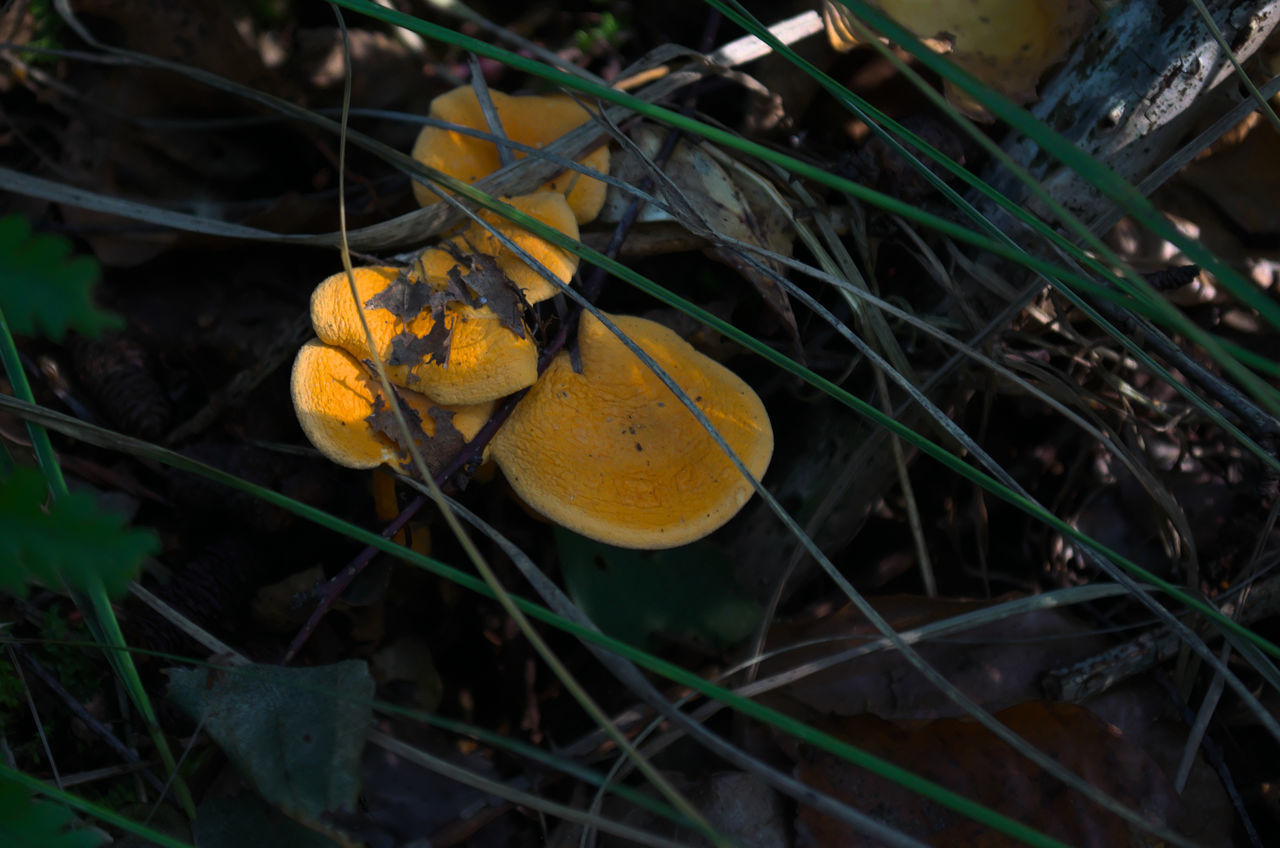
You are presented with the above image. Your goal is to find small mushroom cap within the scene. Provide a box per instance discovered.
[448,192,580,304]
[291,339,491,469]
[411,86,610,224]
[490,311,773,549]
[310,265,538,406]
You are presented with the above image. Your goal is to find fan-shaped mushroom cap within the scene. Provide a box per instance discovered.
[310,265,537,406]
[447,192,580,304]
[411,86,610,224]
[490,312,772,549]
[291,339,491,469]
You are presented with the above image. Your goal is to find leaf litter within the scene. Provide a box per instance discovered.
[2,2,1276,846]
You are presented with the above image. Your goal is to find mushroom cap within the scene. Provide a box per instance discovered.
[291,339,491,469]
[310,265,538,406]
[490,311,772,549]
[411,86,610,224]
[448,192,580,304]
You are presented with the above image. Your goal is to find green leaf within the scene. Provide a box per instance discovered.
[556,528,761,650]
[167,662,373,824]
[0,774,102,848]
[0,466,157,599]
[0,214,120,340]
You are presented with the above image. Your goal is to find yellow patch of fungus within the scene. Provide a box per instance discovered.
[490,311,772,549]
[309,264,538,406]
[447,192,581,305]
[291,339,491,470]
[411,86,610,224]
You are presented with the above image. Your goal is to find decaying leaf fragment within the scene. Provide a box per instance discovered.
[823,0,1097,107]
[787,702,1189,846]
[602,123,799,338]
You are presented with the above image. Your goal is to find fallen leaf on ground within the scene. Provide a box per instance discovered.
[602,123,799,339]
[787,701,1186,847]
[167,661,373,825]
[761,594,1110,719]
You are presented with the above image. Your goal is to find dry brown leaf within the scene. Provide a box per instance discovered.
[788,702,1186,847]
[1179,117,1280,237]
[365,395,466,479]
[761,594,1110,719]
[603,124,799,339]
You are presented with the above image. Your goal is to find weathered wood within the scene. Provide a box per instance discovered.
[989,0,1280,228]
[731,1,1280,602]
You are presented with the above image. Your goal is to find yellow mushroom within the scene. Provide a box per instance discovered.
[291,339,491,470]
[411,85,610,224]
[490,311,773,549]
[447,192,580,305]
[310,264,538,406]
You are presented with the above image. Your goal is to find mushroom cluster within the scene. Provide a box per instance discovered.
[291,85,772,549]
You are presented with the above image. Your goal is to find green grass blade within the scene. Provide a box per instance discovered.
[0,393,1084,847]
[0,257,194,817]
[829,0,1280,410]
[0,765,193,848]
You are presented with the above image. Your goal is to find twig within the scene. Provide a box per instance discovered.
[9,642,168,796]
[165,311,314,444]
[1041,571,1280,701]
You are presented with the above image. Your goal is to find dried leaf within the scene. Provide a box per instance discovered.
[387,317,451,367]
[1179,118,1280,236]
[789,702,1186,847]
[603,125,799,338]
[446,248,527,338]
[761,595,1110,720]
[193,792,341,848]
[364,395,465,478]
[363,267,432,322]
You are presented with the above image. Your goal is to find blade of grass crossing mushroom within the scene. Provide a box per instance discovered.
[45,0,1275,406]
[30,3,1280,837]
[466,55,516,168]
[323,11,722,842]
[419,492,940,848]
[0,394,1096,848]
[436,196,1212,848]
[0,308,197,818]
[324,0,1280,405]
[46,0,1224,347]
